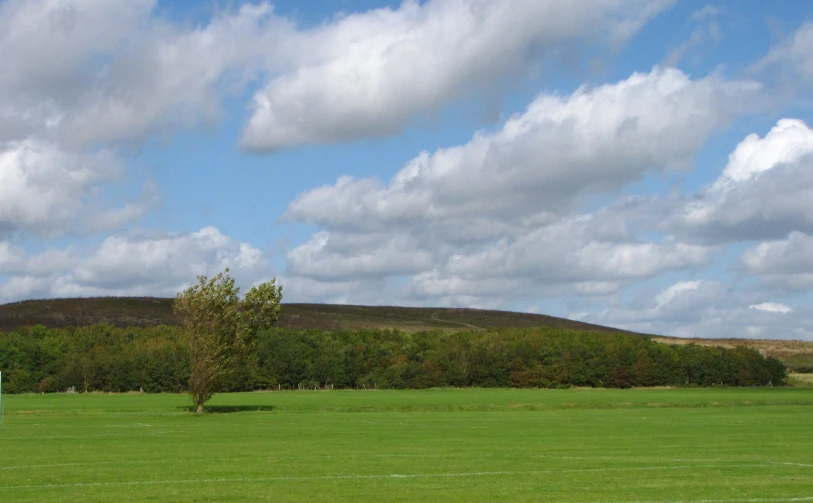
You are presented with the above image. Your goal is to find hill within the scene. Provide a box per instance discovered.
[0,296,630,334]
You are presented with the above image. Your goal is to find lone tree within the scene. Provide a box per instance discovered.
[174,269,282,414]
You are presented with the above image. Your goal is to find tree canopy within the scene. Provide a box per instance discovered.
[174,269,282,413]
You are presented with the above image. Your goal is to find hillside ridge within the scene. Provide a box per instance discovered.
[0,296,630,334]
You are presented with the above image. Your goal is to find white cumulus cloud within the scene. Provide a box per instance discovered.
[654,280,703,307]
[0,226,270,303]
[0,0,675,150]
[241,0,675,151]
[755,22,813,84]
[0,0,288,146]
[668,119,813,243]
[0,139,143,236]
[739,231,813,293]
[72,227,266,290]
[286,67,759,231]
[749,302,792,314]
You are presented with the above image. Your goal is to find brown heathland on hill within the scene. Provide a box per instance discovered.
[0,297,630,334]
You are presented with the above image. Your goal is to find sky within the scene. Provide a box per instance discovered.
[1,0,813,340]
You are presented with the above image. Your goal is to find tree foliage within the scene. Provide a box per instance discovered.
[173,270,282,413]
[0,324,786,396]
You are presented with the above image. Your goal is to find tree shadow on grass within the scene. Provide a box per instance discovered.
[178,405,275,413]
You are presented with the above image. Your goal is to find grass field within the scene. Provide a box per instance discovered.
[2,388,813,502]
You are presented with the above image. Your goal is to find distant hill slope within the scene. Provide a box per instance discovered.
[0,297,178,331]
[0,297,632,334]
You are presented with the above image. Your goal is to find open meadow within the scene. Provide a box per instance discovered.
[1,388,813,502]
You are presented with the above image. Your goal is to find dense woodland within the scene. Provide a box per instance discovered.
[0,324,786,394]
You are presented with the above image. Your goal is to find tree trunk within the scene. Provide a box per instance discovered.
[196,403,204,414]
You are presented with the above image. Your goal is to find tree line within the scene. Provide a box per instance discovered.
[0,324,786,394]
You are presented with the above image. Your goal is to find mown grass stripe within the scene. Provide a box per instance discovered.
[0,464,782,491]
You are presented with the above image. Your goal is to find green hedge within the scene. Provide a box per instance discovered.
[0,324,786,393]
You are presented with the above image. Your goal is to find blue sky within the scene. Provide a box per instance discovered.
[2,0,813,340]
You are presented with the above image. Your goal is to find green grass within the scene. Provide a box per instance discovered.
[2,388,813,502]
